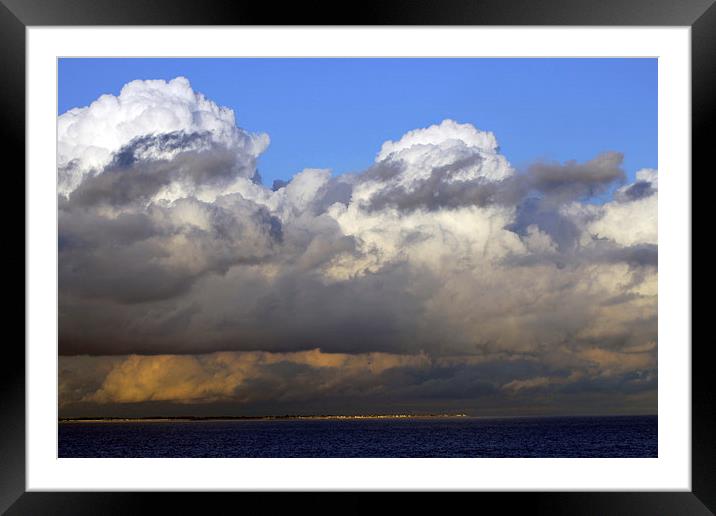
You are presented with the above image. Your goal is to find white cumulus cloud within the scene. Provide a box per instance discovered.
[57,77,269,196]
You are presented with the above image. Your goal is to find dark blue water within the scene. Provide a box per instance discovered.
[58,415,657,458]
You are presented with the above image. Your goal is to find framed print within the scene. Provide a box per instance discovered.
[4,0,712,513]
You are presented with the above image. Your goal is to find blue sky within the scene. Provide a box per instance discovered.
[58,58,657,188]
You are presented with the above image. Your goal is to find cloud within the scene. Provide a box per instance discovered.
[585,168,658,246]
[61,350,431,405]
[58,78,657,414]
[59,347,655,416]
[527,151,625,201]
[59,192,282,303]
[58,77,268,196]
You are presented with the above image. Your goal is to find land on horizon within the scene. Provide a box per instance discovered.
[58,412,657,423]
[59,413,470,422]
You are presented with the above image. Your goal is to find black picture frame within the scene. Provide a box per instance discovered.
[3,1,710,514]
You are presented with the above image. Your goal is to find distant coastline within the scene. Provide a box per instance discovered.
[59,414,469,423]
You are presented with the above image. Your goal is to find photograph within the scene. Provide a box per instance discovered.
[4,1,708,508]
[56,57,659,459]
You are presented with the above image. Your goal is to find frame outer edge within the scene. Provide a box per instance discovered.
[6,0,714,513]
[0,0,715,26]
[0,1,26,515]
[692,1,716,514]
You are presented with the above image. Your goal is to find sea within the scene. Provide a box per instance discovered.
[58,414,657,458]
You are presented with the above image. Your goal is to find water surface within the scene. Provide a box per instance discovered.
[58,415,657,458]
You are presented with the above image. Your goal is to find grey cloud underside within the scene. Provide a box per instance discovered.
[60,199,282,304]
[615,180,657,202]
[364,151,626,213]
[59,263,432,355]
[68,134,256,208]
[503,241,657,269]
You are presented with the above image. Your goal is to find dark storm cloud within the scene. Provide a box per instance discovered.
[110,131,213,168]
[362,151,625,213]
[57,135,654,359]
[615,180,657,202]
[503,239,658,270]
[597,243,658,267]
[69,132,256,208]
[364,159,518,212]
[526,151,626,203]
[505,197,582,252]
[59,176,656,353]
[59,192,282,304]
[58,261,437,355]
